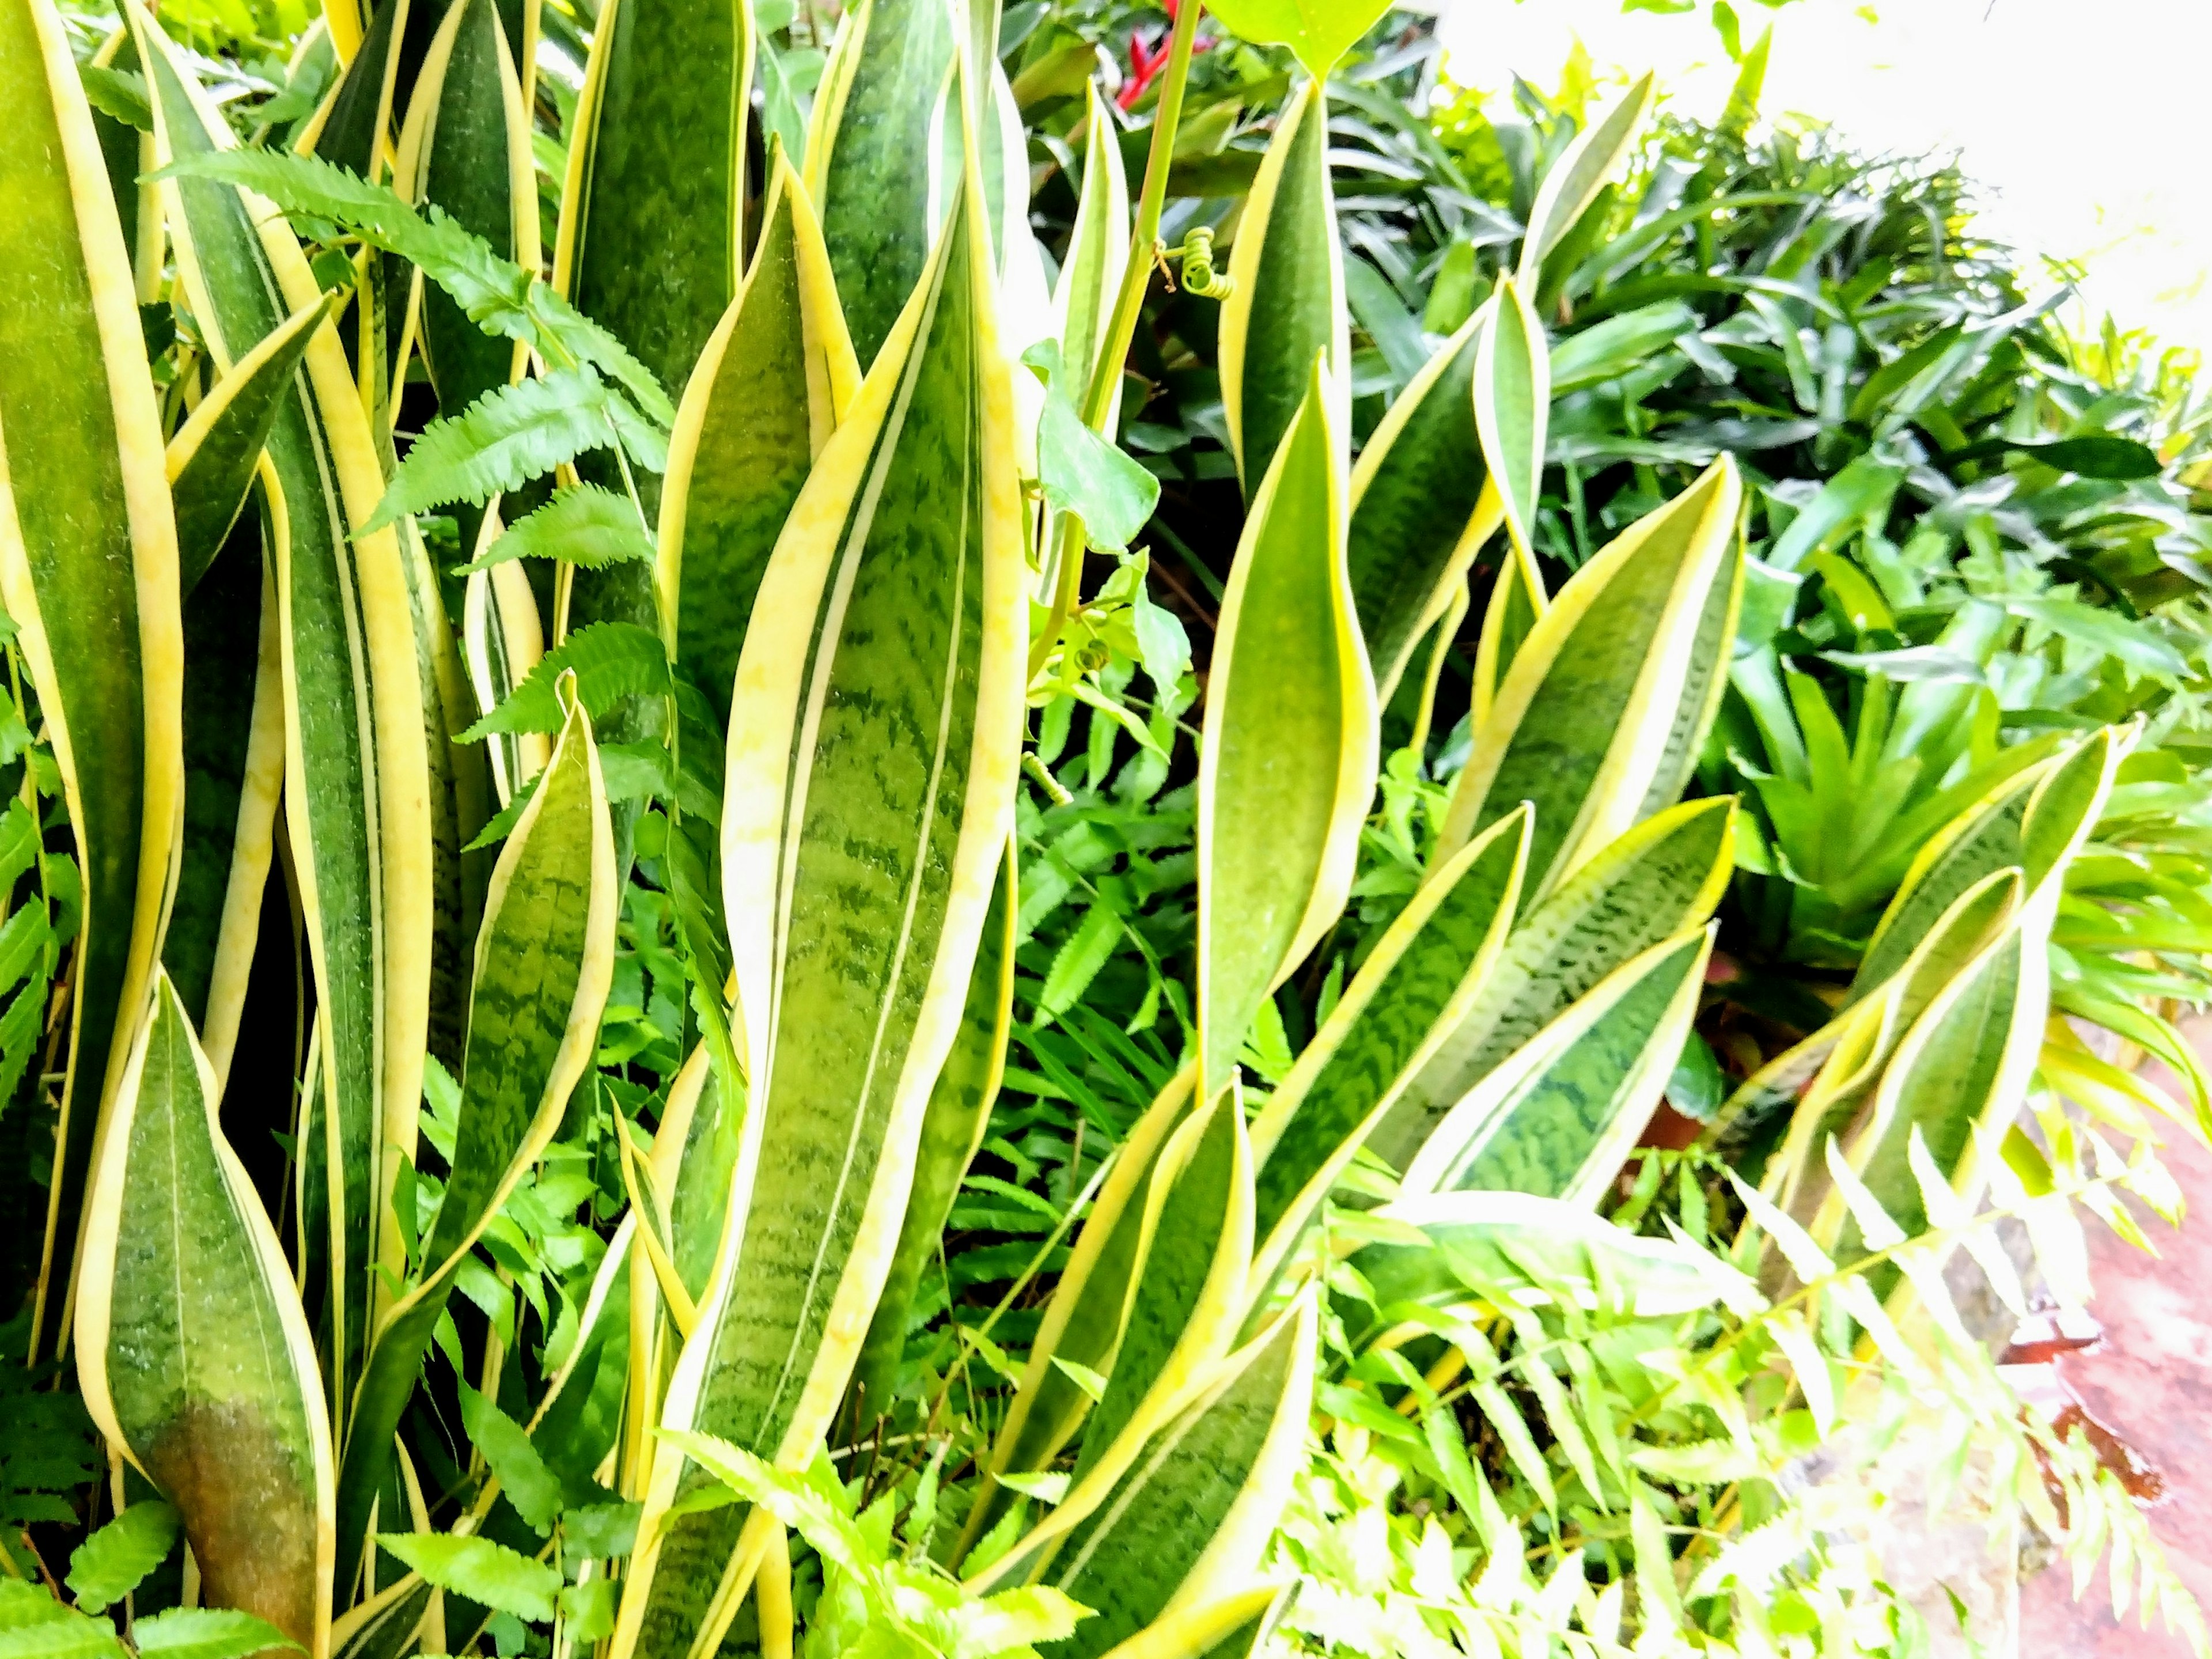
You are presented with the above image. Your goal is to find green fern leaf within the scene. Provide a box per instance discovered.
[369,369,667,532]
[154,149,674,424]
[461,621,669,742]
[456,484,654,575]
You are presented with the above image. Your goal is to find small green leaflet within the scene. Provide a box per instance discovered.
[1203,0,1391,75]
[131,1610,303,1659]
[375,1533,562,1623]
[153,149,674,424]
[558,1581,616,1643]
[455,485,655,575]
[561,1500,642,1559]
[460,621,669,741]
[1048,1356,1108,1404]
[0,1608,120,1659]
[367,369,668,532]
[1025,346,1158,554]
[79,66,151,130]
[458,1382,566,1533]
[65,1501,180,1615]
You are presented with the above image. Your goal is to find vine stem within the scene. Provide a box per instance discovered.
[1028,0,1206,679]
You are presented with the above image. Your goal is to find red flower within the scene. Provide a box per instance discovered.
[1118,5,1210,111]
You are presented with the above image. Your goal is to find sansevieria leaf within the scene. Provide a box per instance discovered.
[1437,456,1742,904]
[1474,278,1549,593]
[334,690,616,1584]
[1402,926,1714,1203]
[1198,355,1376,1104]
[1218,78,1348,495]
[1368,795,1736,1177]
[658,151,859,723]
[75,976,335,1656]
[1346,306,1501,703]
[1516,73,1656,287]
[139,13,440,1397]
[1469,542,1544,732]
[620,141,1024,1659]
[1050,83,1130,427]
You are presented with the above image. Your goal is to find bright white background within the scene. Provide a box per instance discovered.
[1434,0,2212,355]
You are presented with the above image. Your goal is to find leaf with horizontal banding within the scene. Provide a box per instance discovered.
[1199,355,1376,1104]
[1474,279,1549,593]
[618,139,1024,1659]
[658,152,859,727]
[1403,926,1714,1203]
[1246,809,1528,1303]
[1218,79,1347,496]
[333,691,615,1586]
[74,976,334,1656]
[1366,796,1736,1179]
[165,298,325,594]
[0,0,183,1355]
[970,1296,1315,1659]
[1347,308,1501,703]
[850,840,1015,1423]
[805,0,955,369]
[1437,456,1742,904]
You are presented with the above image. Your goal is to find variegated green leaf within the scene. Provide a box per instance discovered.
[1368,796,1736,1177]
[75,976,334,1652]
[1051,82,1130,421]
[1198,356,1376,1103]
[620,155,1024,1659]
[1,0,184,1353]
[1346,308,1499,702]
[328,1576,434,1659]
[1218,78,1347,495]
[1469,538,1544,732]
[1474,278,1549,590]
[1516,73,1655,285]
[1247,808,1529,1301]
[659,152,858,724]
[1438,456,1742,904]
[334,692,616,1585]
[1403,927,1714,1203]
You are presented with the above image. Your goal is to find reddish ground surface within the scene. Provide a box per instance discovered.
[2018,1054,2212,1656]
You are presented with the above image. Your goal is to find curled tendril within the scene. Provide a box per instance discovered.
[1169,227,1233,300]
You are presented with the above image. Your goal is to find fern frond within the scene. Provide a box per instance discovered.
[369,369,667,531]
[456,484,654,575]
[461,621,669,742]
[155,149,675,425]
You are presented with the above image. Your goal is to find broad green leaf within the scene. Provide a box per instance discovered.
[1474,280,1550,589]
[65,1501,180,1614]
[1403,927,1714,1203]
[1248,809,1529,1300]
[377,1533,561,1624]
[139,15,441,1399]
[1051,83,1129,416]
[1347,308,1498,702]
[972,1297,1315,1659]
[457,1382,566,1534]
[805,0,955,368]
[1218,79,1346,496]
[0,0,183,1353]
[1517,73,1656,282]
[368,368,668,531]
[131,1609,303,1659]
[157,146,671,425]
[1036,382,1160,554]
[458,484,654,575]
[1203,0,1390,77]
[1198,357,1376,1102]
[1764,453,1903,573]
[336,694,616,1584]
[74,976,332,1650]
[622,158,1024,1659]
[2009,596,2189,679]
[659,153,859,725]
[1438,456,1743,903]
[1549,301,1699,393]
[165,297,324,593]
[851,843,1016,1421]
[1354,1191,1762,1328]
[1369,796,1736,1177]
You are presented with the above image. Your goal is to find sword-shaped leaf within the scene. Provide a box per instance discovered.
[1218,79,1347,495]
[1366,796,1735,1177]
[334,692,616,1585]
[1437,456,1742,904]
[138,13,438,1399]
[1346,307,1498,703]
[75,976,334,1656]
[804,0,956,369]
[1516,73,1655,287]
[1198,355,1376,1104]
[659,153,859,725]
[1469,540,1544,732]
[0,0,184,1351]
[165,298,325,593]
[1051,83,1130,423]
[1474,278,1549,593]
[619,149,1023,1659]
[1247,808,1529,1301]
[1403,926,1713,1203]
